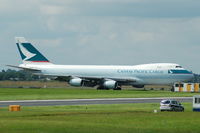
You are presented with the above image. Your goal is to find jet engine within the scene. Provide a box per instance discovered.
[69,78,83,87]
[103,80,118,89]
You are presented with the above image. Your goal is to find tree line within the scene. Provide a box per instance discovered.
[0,69,43,81]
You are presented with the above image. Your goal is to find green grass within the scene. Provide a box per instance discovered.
[0,88,197,100]
[0,88,196,100]
[0,87,198,133]
[0,103,199,133]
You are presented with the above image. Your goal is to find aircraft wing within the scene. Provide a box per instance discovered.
[52,75,138,85]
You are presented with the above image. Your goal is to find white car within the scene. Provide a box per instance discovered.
[160,99,184,112]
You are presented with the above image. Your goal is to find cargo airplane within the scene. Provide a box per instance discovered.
[8,37,194,90]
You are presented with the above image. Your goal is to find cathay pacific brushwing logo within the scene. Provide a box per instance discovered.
[19,43,36,61]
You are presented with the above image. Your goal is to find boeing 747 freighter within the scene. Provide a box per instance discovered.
[8,37,194,90]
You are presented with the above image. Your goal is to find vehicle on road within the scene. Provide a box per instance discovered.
[160,99,184,112]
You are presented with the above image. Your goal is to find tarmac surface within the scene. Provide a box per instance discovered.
[0,97,192,107]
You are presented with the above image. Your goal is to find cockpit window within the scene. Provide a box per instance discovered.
[176,66,182,68]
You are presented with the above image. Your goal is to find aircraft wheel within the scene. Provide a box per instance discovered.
[113,87,122,90]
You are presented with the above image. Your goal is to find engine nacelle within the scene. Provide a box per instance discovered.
[103,80,117,89]
[69,78,83,87]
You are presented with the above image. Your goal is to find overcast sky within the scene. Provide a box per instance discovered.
[1,0,200,73]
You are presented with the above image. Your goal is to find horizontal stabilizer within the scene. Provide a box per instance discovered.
[7,65,41,72]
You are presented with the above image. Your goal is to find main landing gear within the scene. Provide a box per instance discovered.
[113,87,122,90]
[96,86,122,90]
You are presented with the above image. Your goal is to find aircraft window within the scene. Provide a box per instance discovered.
[176,66,182,68]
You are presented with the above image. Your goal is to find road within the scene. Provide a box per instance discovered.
[0,97,192,107]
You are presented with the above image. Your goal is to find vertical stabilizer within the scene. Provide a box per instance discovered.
[15,37,51,64]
